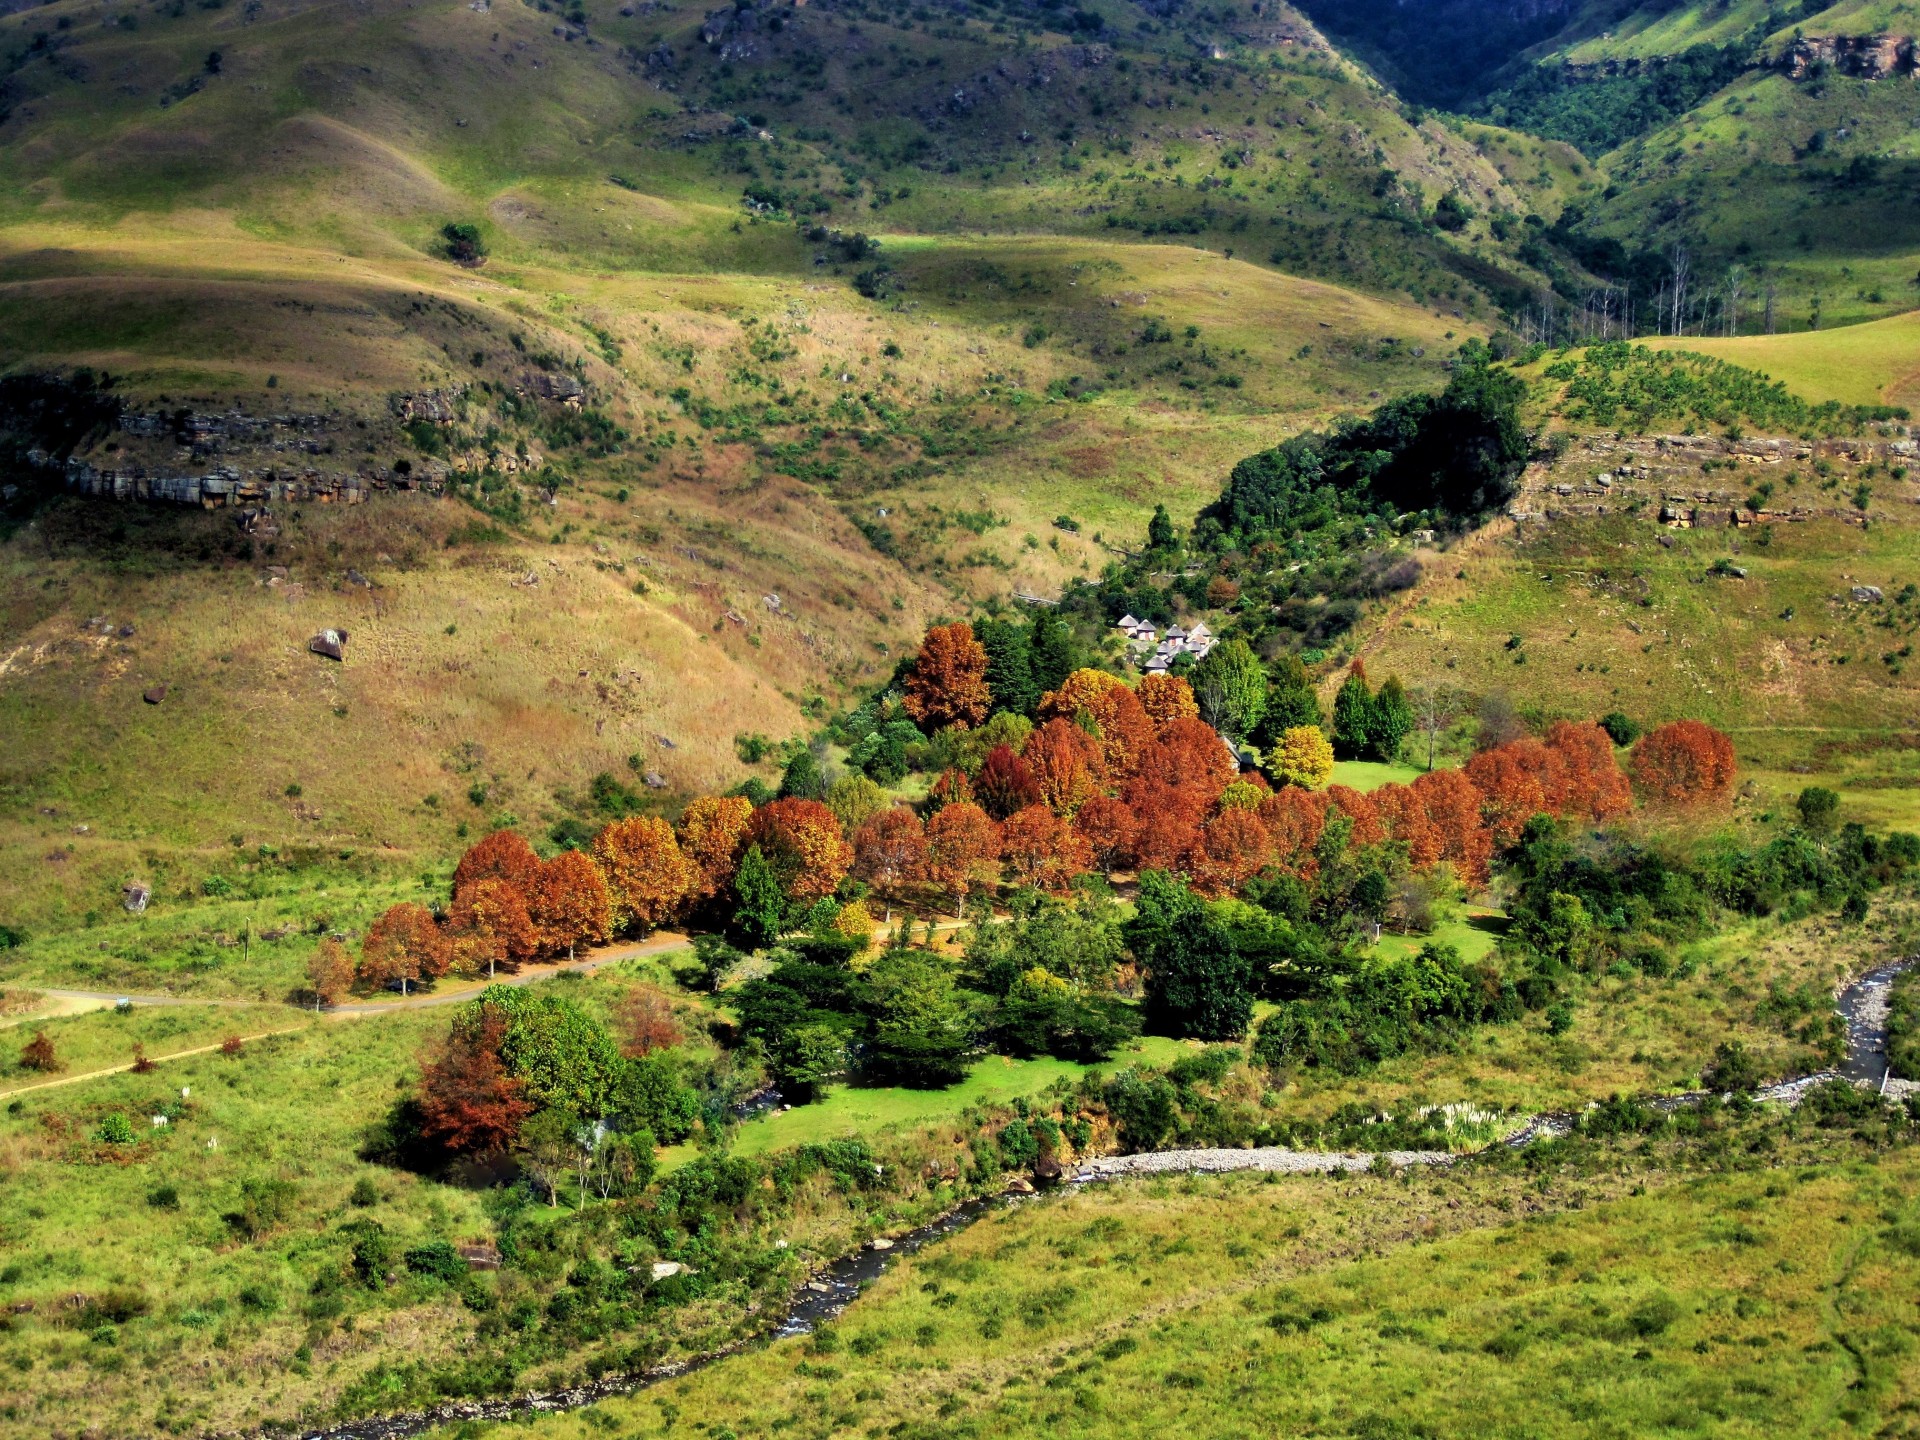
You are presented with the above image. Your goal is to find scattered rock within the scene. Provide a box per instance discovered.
[1851,584,1885,603]
[650,1261,685,1280]
[345,568,373,589]
[457,1244,501,1271]
[644,771,668,789]
[142,685,168,704]
[1003,1175,1036,1195]
[122,882,150,914]
[867,1237,894,1251]
[309,629,349,661]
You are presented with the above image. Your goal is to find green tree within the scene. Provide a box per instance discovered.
[478,987,625,1118]
[731,844,786,949]
[1330,665,1376,760]
[1146,503,1178,552]
[1029,610,1079,695]
[779,747,825,800]
[976,618,1040,716]
[515,1110,577,1206]
[1130,871,1254,1041]
[1192,637,1267,739]
[1256,653,1323,743]
[860,951,977,1087]
[1797,785,1840,834]
[1370,675,1414,763]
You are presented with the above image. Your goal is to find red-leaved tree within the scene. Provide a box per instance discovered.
[1191,807,1274,897]
[447,876,539,978]
[592,816,693,934]
[417,1005,533,1156]
[1631,720,1737,806]
[1136,672,1200,732]
[527,849,613,959]
[452,828,542,900]
[1000,804,1094,894]
[852,806,929,920]
[1072,795,1140,873]
[924,801,1001,918]
[360,902,452,993]
[1024,718,1107,816]
[1411,767,1492,887]
[902,622,993,732]
[1544,720,1633,821]
[748,797,855,903]
[678,794,754,903]
[975,743,1043,819]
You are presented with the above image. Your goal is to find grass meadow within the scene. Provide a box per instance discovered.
[419,1136,1920,1440]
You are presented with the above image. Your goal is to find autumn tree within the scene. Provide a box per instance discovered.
[306,936,356,1010]
[1411,767,1492,887]
[452,828,541,900]
[1141,715,1240,801]
[925,767,975,813]
[1037,669,1152,777]
[1123,776,1206,876]
[1544,720,1633,821]
[1191,808,1275,896]
[1000,804,1094,894]
[747,797,854,902]
[1325,784,1385,846]
[614,986,683,1058]
[448,876,539,978]
[678,794,753,903]
[1266,724,1335,790]
[1630,720,1737,806]
[1257,786,1330,872]
[1136,672,1200,731]
[1466,739,1565,846]
[1023,718,1106,815]
[592,817,693,935]
[360,902,452,994]
[851,806,929,920]
[902,621,993,732]
[974,743,1043,819]
[527,850,613,960]
[1370,783,1441,869]
[416,1005,533,1156]
[925,801,1002,918]
[1072,795,1140,873]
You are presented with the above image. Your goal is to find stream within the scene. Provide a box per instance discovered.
[285,956,1914,1440]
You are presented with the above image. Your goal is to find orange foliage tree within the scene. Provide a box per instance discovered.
[1136,672,1200,732]
[924,801,1001,917]
[527,849,613,959]
[925,768,976,813]
[975,743,1043,819]
[1370,783,1441,869]
[1257,786,1330,870]
[1411,768,1492,886]
[592,816,694,934]
[1192,808,1275,896]
[1465,740,1563,846]
[1038,669,1154,778]
[851,806,929,919]
[1544,720,1633,821]
[902,621,992,732]
[678,795,753,903]
[1073,795,1141,873]
[416,1006,533,1156]
[452,828,541,900]
[1140,715,1240,802]
[1325,784,1386,847]
[1024,718,1106,815]
[360,902,453,992]
[1000,804,1094,894]
[447,877,539,978]
[1631,720,1737,805]
[747,797,854,903]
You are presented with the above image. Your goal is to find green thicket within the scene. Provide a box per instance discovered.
[1477,41,1759,157]
[1546,342,1910,433]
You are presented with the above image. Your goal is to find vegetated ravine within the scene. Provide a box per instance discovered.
[281,958,1916,1440]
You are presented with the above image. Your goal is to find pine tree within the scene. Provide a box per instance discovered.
[1029,610,1078,695]
[976,618,1040,716]
[730,844,786,950]
[1370,675,1414,763]
[779,747,825,800]
[1147,503,1177,552]
[1330,663,1376,761]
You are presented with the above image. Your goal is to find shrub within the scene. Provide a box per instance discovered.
[1796,786,1840,833]
[1597,711,1640,746]
[1628,1293,1682,1338]
[404,1241,470,1284]
[348,1176,380,1208]
[146,1183,180,1209]
[227,1177,300,1238]
[95,1113,135,1145]
[81,1289,150,1326]
[19,1030,58,1072]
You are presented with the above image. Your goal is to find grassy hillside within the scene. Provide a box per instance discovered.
[1648,309,1920,408]
[430,1131,1920,1440]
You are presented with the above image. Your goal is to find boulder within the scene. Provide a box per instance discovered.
[142,685,168,704]
[650,1261,685,1280]
[867,1237,894,1251]
[1851,585,1885,603]
[309,629,349,660]
[1003,1175,1036,1195]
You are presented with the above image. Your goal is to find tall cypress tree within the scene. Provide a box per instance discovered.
[1330,662,1376,761]
[731,844,786,950]
[976,618,1039,716]
[1371,675,1414,763]
[1029,610,1078,695]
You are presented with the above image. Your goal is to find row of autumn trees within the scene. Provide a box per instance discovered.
[323,619,1741,1001]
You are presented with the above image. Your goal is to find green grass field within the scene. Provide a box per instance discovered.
[423,1134,1920,1440]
